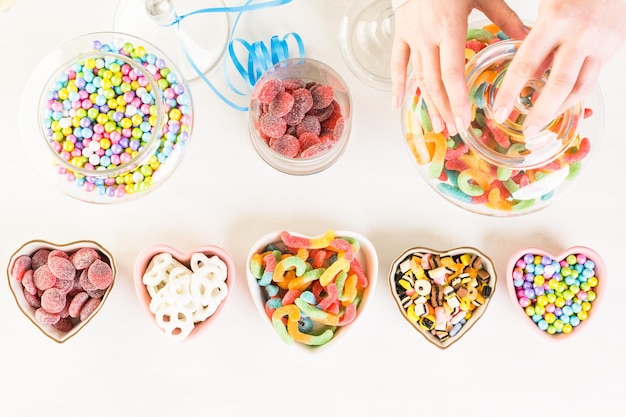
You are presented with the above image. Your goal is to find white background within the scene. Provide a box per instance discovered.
[1,0,625,416]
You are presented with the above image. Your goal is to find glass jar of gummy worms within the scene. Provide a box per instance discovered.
[401,22,604,217]
[21,32,193,204]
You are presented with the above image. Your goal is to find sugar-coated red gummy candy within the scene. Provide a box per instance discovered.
[48,249,69,260]
[11,255,31,282]
[68,291,90,318]
[283,78,306,90]
[33,265,57,291]
[23,287,41,308]
[271,134,300,158]
[79,297,101,322]
[299,131,321,151]
[296,115,321,137]
[79,269,97,292]
[31,249,51,270]
[35,307,60,326]
[332,117,345,141]
[257,79,284,104]
[53,277,75,294]
[22,270,37,295]
[52,317,74,332]
[260,112,288,138]
[311,85,334,110]
[291,88,313,114]
[269,91,295,117]
[70,247,100,270]
[300,142,332,158]
[87,259,113,290]
[41,288,67,314]
[308,102,335,122]
[283,106,306,126]
[85,286,106,299]
[48,255,76,281]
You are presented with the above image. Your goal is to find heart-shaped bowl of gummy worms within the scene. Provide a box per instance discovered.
[388,246,497,349]
[505,246,605,340]
[133,244,235,342]
[7,239,117,343]
[20,31,193,204]
[248,58,352,175]
[246,229,378,351]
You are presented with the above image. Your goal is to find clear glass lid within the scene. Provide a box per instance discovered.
[461,39,584,170]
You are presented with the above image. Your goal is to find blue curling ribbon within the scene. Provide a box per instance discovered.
[164,0,305,112]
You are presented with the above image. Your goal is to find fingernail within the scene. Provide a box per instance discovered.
[524,124,540,139]
[391,95,399,110]
[431,115,444,132]
[494,107,509,124]
[455,116,467,134]
[446,122,458,136]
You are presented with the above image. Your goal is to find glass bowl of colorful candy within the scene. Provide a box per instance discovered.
[21,31,193,203]
[133,244,235,342]
[400,21,604,216]
[505,246,605,339]
[246,229,378,351]
[388,246,497,349]
[248,58,352,175]
[7,239,116,343]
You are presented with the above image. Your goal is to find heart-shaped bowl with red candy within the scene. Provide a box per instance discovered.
[506,246,605,339]
[246,229,378,351]
[388,246,497,349]
[133,244,235,342]
[7,239,117,343]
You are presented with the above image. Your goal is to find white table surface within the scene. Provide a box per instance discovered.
[2,1,625,416]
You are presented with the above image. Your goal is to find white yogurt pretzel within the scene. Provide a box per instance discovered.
[154,304,195,341]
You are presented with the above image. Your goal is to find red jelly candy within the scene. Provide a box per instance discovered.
[40,288,67,314]
[298,131,321,151]
[48,255,76,281]
[70,247,100,270]
[300,142,331,158]
[291,88,313,115]
[257,79,284,104]
[68,291,90,318]
[79,297,101,321]
[311,85,334,110]
[35,307,61,326]
[296,115,321,137]
[10,255,32,282]
[23,287,41,308]
[87,259,113,290]
[52,317,74,332]
[260,112,288,138]
[22,270,37,295]
[270,134,300,158]
[31,249,51,270]
[33,265,57,291]
[269,91,295,117]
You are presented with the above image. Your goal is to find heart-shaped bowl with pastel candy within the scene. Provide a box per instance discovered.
[246,229,378,351]
[133,244,235,342]
[7,239,117,343]
[506,246,605,339]
[388,246,497,349]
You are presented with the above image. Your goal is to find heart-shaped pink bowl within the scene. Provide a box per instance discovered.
[388,246,497,349]
[246,230,378,352]
[133,244,235,341]
[506,246,605,339]
[7,239,116,343]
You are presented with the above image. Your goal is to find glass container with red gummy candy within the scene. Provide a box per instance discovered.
[401,22,604,216]
[249,58,352,175]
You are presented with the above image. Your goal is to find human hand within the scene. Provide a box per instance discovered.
[492,0,626,138]
[390,0,528,135]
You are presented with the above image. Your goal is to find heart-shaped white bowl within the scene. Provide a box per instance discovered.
[133,244,235,341]
[7,239,116,343]
[388,246,497,349]
[506,246,605,340]
[246,230,378,351]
